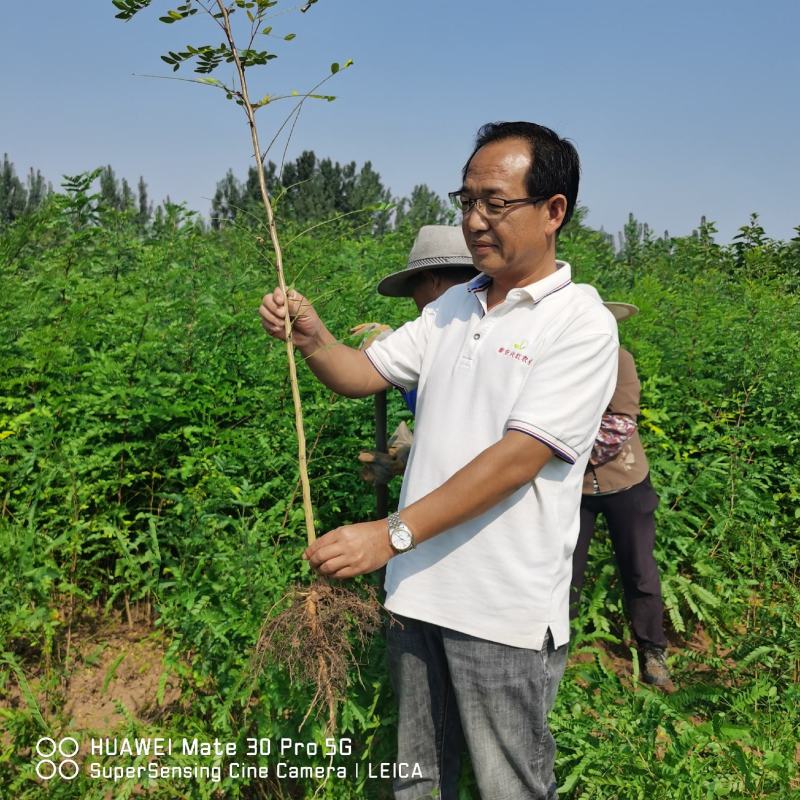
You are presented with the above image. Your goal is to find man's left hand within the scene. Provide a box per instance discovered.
[303,519,394,579]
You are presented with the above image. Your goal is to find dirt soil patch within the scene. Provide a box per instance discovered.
[2,613,182,736]
[62,617,182,732]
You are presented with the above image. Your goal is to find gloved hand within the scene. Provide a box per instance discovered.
[358,422,413,485]
[350,322,394,350]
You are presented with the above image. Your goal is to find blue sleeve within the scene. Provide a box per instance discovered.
[400,388,417,415]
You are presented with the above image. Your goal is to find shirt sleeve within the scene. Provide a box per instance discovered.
[506,330,619,464]
[363,306,434,392]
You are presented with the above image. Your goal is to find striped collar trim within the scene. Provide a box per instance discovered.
[466,262,573,303]
[467,273,492,293]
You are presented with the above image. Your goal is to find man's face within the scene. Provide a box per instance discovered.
[410,271,441,312]
[461,137,561,284]
[409,271,470,313]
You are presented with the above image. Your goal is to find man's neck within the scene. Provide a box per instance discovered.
[487,258,559,309]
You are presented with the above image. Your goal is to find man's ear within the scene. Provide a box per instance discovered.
[546,194,568,233]
[427,270,442,291]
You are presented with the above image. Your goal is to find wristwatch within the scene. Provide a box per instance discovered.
[388,511,416,554]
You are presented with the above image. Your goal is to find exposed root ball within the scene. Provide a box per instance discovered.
[251,579,381,731]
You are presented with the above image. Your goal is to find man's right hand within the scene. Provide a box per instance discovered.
[259,287,322,352]
[259,286,391,398]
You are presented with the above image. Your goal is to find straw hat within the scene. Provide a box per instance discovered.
[377,225,476,297]
[575,283,639,321]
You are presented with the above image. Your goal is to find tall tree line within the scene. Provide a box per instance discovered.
[210,150,452,232]
[0,156,157,231]
[1,152,452,233]
[0,154,51,228]
[97,165,154,229]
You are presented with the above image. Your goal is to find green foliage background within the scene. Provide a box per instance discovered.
[1,182,798,798]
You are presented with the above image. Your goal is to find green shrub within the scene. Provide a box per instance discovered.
[1,198,797,797]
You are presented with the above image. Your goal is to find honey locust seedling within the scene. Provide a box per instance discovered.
[111,0,379,731]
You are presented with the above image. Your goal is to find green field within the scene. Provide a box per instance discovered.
[1,183,798,798]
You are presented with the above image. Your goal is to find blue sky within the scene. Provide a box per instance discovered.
[3,1,798,243]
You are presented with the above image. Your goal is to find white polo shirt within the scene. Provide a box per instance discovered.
[365,262,618,649]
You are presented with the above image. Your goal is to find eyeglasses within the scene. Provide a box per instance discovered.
[448,191,549,218]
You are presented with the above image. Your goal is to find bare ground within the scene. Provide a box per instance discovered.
[1,611,182,738]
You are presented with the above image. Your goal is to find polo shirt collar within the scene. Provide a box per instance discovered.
[467,261,572,305]
[467,273,492,293]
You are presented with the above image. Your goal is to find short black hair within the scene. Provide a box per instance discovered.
[462,121,580,232]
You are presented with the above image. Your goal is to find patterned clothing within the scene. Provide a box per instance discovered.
[589,413,637,466]
[583,347,649,494]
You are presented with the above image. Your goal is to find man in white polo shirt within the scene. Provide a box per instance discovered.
[260,121,618,799]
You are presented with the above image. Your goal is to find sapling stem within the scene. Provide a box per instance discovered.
[112,2,380,730]
[215,0,316,544]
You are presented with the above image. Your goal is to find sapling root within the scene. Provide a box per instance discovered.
[251,579,381,732]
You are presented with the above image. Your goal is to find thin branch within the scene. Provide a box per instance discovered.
[279,103,303,181]
[210,193,275,232]
[260,70,342,164]
[246,4,263,51]
[194,0,227,34]
[132,72,234,95]
[283,207,393,248]
[253,91,335,111]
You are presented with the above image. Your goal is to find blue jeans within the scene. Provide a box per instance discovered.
[387,615,569,800]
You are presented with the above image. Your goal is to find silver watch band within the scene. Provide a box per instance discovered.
[388,511,415,553]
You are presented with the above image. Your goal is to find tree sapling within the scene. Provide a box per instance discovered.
[111,0,380,731]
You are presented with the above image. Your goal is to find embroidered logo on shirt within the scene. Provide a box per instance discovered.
[497,346,533,366]
[512,339,528,351]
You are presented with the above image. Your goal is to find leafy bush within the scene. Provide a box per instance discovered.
[1,193,797,797]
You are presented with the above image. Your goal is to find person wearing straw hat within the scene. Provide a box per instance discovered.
[352,224,480,401]
[352,225,479,485]
[571,286,671,688]
[377,224,480,312]
[260,121,619,799]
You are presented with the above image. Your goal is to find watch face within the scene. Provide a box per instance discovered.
[391,526,413,551]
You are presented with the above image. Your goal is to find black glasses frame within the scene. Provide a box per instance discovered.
[447,191,550,216]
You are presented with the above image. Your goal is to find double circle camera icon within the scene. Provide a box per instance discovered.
[35,737,80,781]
